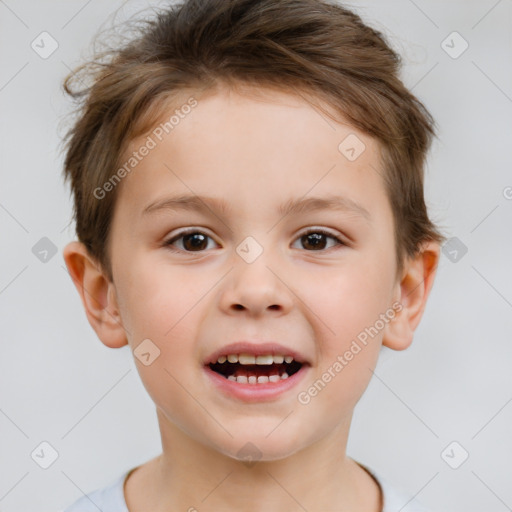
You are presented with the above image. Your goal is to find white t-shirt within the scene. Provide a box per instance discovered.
[59,463,433,512]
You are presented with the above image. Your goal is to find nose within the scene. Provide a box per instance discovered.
[218,247,294,317]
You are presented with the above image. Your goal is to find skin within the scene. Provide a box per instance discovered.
[63,83,440,512]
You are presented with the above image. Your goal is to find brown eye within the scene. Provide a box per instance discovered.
[301,232,327,250]
[293,229,345,251]
[165,230,216,252]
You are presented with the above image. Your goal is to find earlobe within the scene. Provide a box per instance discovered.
[382,241,441,351]
[62,241,127,348]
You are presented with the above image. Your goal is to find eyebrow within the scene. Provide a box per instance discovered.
[142,193,371,222]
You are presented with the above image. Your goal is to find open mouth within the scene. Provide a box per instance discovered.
[208,354,304,384]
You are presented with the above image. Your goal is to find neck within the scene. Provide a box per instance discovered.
[125,409,381,512]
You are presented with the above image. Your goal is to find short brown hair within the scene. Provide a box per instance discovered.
[62,0,446,282]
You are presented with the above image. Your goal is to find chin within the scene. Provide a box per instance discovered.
[217,434,304,464]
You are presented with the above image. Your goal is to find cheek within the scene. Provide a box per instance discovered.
[311,312,383,415]
[305,260,392,405]
[117,260,200,340]
[311,260,394,340]
[115,258,206,369]
[117,266,206,427]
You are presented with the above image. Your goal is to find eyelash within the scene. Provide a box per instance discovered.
[163,227,346,253]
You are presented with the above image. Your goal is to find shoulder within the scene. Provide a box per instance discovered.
[360,463,435,512]
[59,469,131,512]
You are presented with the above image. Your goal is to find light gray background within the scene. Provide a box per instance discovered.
[1,1,511,511]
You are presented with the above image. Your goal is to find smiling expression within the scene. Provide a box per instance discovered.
[106,83,401,460]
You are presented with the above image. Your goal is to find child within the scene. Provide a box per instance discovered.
[60,0,446,510]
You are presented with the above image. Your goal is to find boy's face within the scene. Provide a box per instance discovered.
[100,84,407,460]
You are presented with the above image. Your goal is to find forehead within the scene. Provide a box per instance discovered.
[113,83,389,225]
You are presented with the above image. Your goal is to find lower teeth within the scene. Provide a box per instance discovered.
[227,373,289,384]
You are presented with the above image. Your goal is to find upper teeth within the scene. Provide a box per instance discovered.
[218,354,294,365]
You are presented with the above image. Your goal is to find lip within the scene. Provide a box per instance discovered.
[204,341,310,365]
[203,362,310,403]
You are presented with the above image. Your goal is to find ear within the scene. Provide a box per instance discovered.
[382,241,441,351]
[62,241,127,348]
